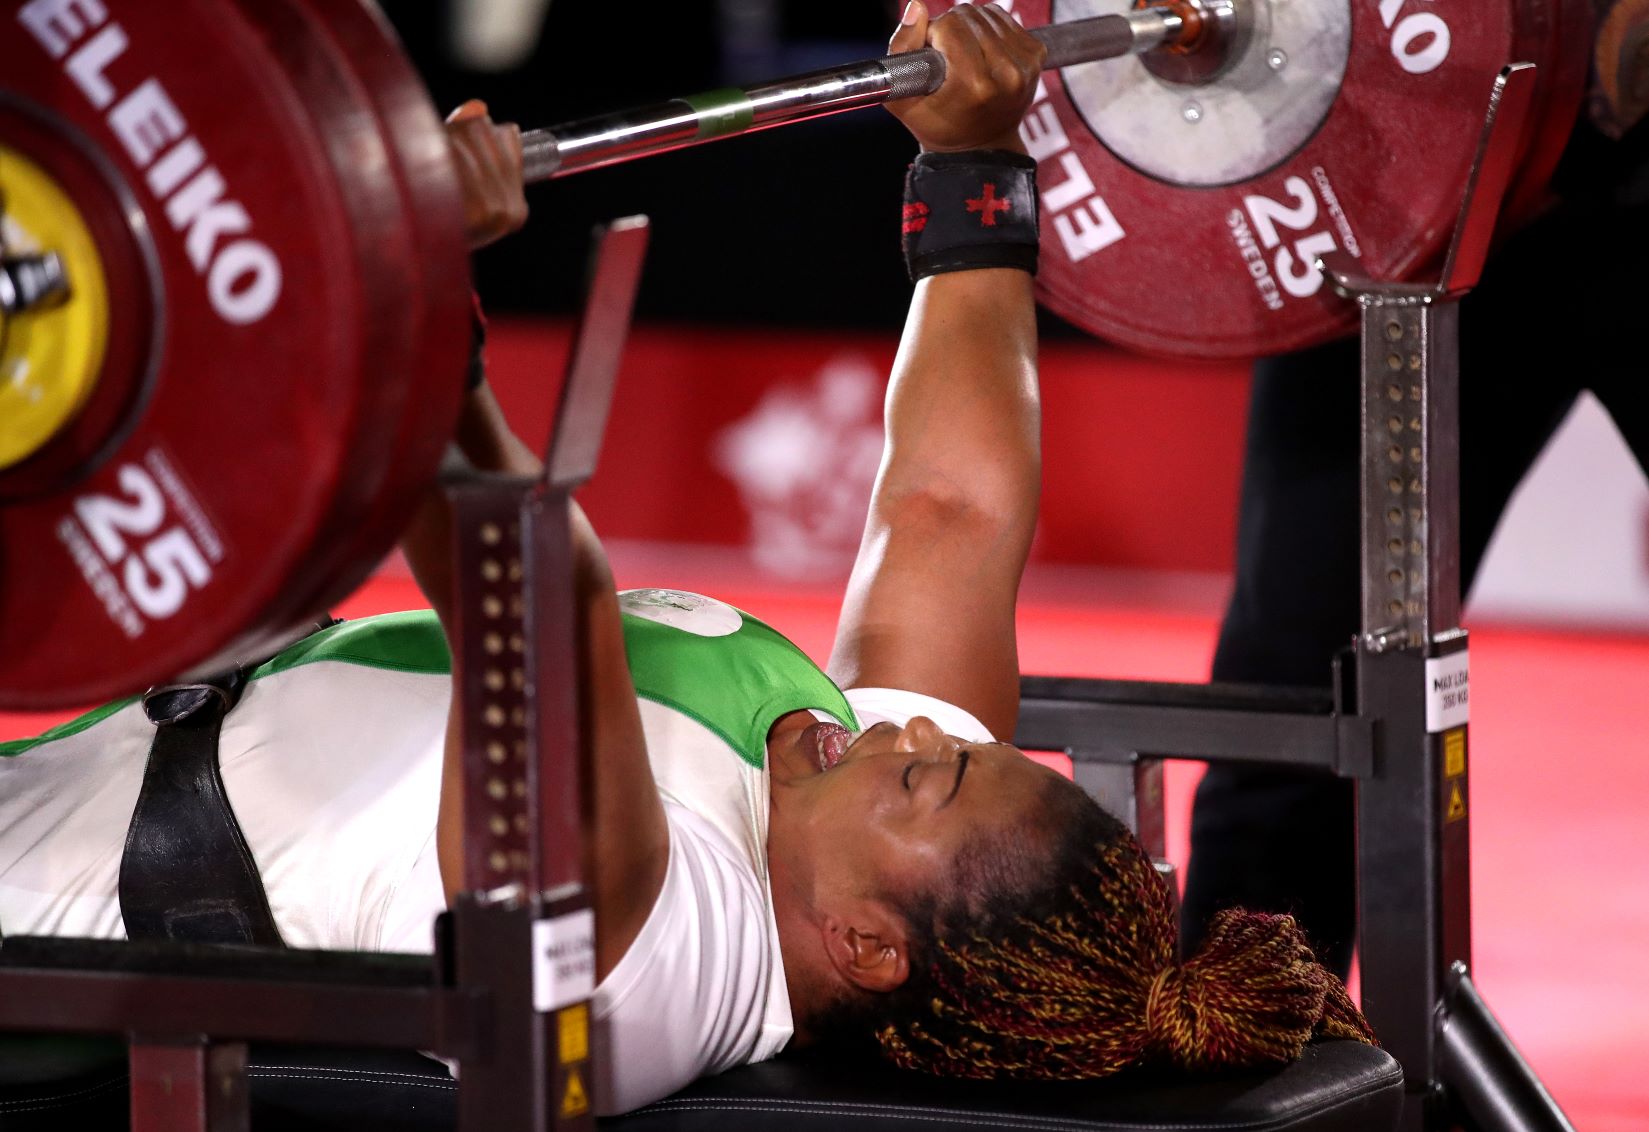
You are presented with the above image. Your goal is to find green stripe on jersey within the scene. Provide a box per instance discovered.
[620,590,857,769]
[0,696,137,758]
[249,611,450,680]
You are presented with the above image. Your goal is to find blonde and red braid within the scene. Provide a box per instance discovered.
[872,789,1376,1080]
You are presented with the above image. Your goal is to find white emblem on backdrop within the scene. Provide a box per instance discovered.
[714,357,885,577]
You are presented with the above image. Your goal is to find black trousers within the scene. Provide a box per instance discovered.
[1179,122,1649,978]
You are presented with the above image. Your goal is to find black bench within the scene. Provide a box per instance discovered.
[0,1038,1402,1132]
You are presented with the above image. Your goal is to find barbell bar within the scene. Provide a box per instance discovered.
[521,2,1241,182]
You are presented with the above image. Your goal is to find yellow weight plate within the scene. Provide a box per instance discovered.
[0,144,109,470]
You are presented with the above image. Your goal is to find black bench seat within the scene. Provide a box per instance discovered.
[0,1039,1402,1131]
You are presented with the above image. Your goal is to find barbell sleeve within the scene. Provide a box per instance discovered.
[520,6,1191,184]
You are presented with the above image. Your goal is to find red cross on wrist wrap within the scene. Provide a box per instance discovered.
[901,149,1040,282]
[967,182,1012,227]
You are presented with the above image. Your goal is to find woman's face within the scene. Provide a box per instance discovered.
[767,714,1060,910]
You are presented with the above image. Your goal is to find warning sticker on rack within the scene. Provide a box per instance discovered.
[561,1067,590,1118]
[533,910,595,1014]
[1443,729,1466,779]
[1425,651,1469,733]
[1446,782,1467,823]
[559,1004,589,1064]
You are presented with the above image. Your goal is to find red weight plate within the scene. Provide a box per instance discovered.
[214,0,470,662]
[0,0,465,708]
[249,0,470,652]
[930,0,1525,358]
[104,0,427,673]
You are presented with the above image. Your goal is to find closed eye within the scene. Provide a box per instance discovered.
[902,763,914,791]
[940,749,970,808]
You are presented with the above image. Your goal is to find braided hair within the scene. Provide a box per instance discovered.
[850,774,1376,1078]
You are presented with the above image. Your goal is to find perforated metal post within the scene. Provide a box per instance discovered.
[1323,64,1572,1132]
[447,473,544,1130]
[1358,302,1461,652]
[1341,291,1470,1131]
[447,217,649,1132]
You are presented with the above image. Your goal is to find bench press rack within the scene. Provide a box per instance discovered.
[0,61,1579,1132]
[1016,63,1574,1132]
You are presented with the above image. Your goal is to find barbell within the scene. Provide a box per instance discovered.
[514,0,1591,357]
[0,0,1598,707]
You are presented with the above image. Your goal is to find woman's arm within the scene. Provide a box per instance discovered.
[827,3,1045,740]
[408,390,668,982]
[401,104,666,979]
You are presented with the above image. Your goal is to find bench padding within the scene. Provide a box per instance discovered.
[0,1039,1402,1131]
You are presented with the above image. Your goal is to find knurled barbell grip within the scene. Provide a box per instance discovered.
[519,7,1188,184]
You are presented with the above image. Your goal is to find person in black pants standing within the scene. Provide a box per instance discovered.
[1179,99,1649,978]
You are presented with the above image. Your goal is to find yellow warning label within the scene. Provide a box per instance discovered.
[561,1067,589,1118]
[558,1004,589,1064]
[1444,729,1466,779]
[1446,782,1467,823]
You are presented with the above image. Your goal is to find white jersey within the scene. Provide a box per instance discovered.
[0,613,448,950]
[0,600,993,1114]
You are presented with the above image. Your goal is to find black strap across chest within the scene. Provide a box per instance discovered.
[118,672,284,947]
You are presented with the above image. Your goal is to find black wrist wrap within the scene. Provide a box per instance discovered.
[902,149,1040,282]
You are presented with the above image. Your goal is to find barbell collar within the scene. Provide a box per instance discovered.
[520,6,1196,184]
[0,253,69,315]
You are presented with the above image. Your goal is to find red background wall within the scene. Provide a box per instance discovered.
[485,319,1252,573]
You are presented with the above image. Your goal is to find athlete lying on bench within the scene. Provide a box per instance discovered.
[0,2,1373,1116]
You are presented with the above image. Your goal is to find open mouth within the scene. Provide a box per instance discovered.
[802,721,853,772]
